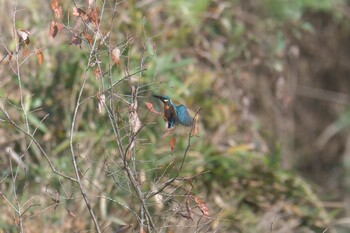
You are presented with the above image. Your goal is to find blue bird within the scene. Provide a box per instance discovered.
[153,95,193,129]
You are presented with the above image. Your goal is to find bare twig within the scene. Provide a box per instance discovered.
[67,1,111,232]
[12,4,30,134]
[147,108,202,199]
[1,108,77,182]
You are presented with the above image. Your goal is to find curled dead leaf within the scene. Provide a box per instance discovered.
[111,47,121,65]
[17,29,31,45]
[145,102,162,115]
[69,34,82,46]
[170,137,176,152]
[72,6,79,16]
[73,7,90,22]
[94,68,102,80]
[84,32,93,46]
[191,195,209,216]
[36,48,44,66]
[51,0,62,19]
[23,45,29,57]
[49,20,58,38]
[88,7,100,27]
[51,0,58,10]
[53,6,62,19]
[79,9,90,22]
[129,104,142,133]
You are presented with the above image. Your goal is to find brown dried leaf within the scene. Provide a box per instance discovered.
[94,68,102,80]
[53,6,62,19]
[69,34,82,46]
[130,105,142,133]
[17,29,31,45]
[51,0,62,19]
[36,48,44,66]
[23,45,29,57]
[88,7,100,27]
[145,102,162,115]
[49,20,58,38]
[78,8,90,22]
[51,0,58,10]
[72,6,80,16]
[170,137,176,152]
[73,7,89,21]
[145,102,152,110]
[84,32,93,46]
[49,21,63,36]
[111,47,121,65]
[191,195,209,216]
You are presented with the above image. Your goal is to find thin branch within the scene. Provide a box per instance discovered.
[67,1,115,232]
[147,108,202,199]
[1,108,77,182]
[12,4,30,134]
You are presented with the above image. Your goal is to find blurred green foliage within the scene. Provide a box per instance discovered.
[265,0,342,21]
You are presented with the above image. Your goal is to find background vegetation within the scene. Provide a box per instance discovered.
[1,0,350,232]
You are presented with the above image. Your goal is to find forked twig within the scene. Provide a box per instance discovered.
[147,108,202,199]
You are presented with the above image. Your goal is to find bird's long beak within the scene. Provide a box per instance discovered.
[152,95,165,103]
[152,95,162,99]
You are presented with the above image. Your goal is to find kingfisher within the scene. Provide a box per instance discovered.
[153,95,193,129]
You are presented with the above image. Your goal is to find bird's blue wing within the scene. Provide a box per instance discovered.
[175,105,193,127]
